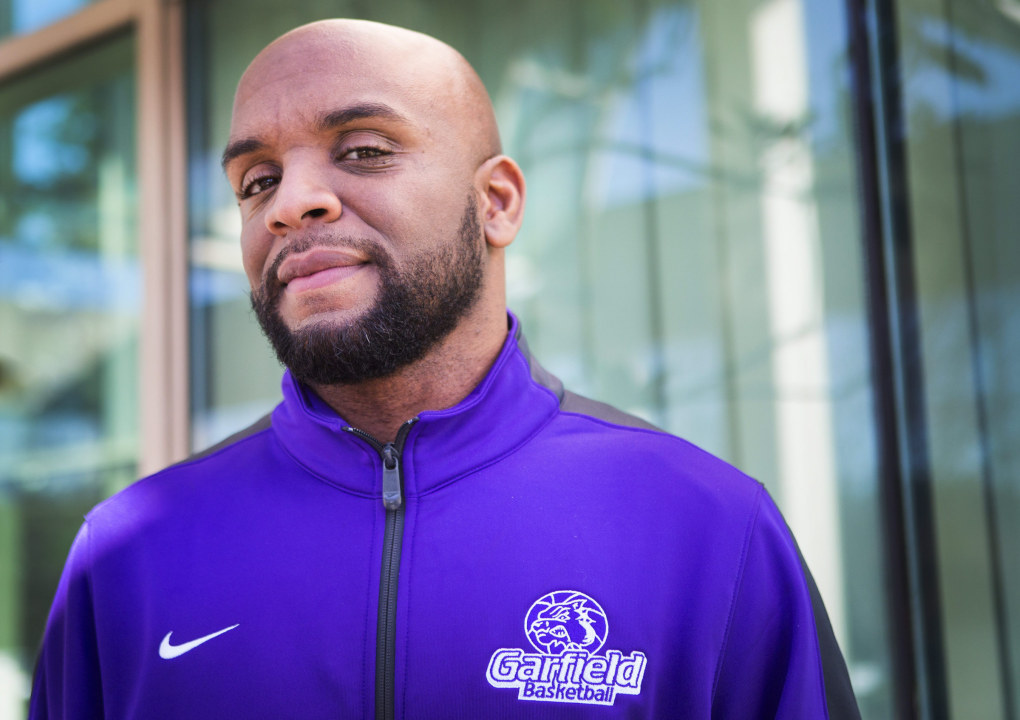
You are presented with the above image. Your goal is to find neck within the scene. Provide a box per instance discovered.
[308,307,509,443]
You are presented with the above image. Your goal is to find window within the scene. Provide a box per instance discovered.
[0,0,98,38]
[892,0,1020,714]
[0,32,135,715]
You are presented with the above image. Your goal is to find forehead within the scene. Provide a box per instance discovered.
[231,44,426,133]
[229,25,467,134]
[223,25,494,176]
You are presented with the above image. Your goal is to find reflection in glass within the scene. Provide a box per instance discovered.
[0,0,96,38]
[897,0,1020,715]
[189,1,892,715]
[0,34,135,717]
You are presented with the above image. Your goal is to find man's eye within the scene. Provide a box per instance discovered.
[339,146,390,161]
[240,174,278,198]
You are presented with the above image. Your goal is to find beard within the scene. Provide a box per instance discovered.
[250,194,485,386]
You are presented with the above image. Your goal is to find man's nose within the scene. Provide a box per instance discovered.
[264,165,342,234]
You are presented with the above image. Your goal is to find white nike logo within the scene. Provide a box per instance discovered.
[159,624,240,659]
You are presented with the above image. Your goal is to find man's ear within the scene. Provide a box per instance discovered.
[476,155,525,249]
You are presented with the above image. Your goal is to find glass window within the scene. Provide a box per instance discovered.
[0,33,135,716]
[895,0,1020,716]
[188,1,894,714]
[0,0,97,38]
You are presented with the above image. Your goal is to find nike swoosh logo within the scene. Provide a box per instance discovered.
[159,623,240,659]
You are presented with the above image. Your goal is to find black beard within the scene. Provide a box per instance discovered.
[251,195,485,385]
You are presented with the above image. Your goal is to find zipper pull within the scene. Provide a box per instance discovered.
[381,444,402,510]
[344,419,417,511]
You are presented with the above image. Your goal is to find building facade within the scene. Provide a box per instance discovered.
[0,0,1018,717]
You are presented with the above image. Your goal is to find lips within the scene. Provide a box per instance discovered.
[277,247,368,293]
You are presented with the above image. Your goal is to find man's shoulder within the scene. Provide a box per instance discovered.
[181,412,275,464]
[149,410,278,483]
[552,390,741,468]
[542,389,764,508]
[85,412,277,528]
[558,390,662,432]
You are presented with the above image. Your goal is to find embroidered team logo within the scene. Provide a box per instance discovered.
[486,590,647,706]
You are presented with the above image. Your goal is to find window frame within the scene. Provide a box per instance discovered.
[0,0,190,474]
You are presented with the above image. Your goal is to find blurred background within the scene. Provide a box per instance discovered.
[0,0,1017,717]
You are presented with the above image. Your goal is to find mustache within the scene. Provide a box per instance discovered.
[260,234,393,295]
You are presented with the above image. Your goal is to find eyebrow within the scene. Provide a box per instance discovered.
[317,102,408,132]
[220,137,265,170]
[220,102,410,170]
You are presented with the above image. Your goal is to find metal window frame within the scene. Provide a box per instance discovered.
[0,0,190,475]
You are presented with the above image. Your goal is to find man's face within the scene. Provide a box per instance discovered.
[223,30,491,384]
[249,196,484,384]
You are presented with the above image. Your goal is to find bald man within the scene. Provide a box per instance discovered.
[31,20,860,720]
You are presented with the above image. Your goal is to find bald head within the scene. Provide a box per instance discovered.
[232,19,501,165]
[222,18,526,409]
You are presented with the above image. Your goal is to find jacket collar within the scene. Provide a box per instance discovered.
[271,313,562,500]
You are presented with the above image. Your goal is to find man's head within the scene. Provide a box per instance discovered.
[223,20,525,385]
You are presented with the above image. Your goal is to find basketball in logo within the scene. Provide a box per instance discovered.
[524,591,609,655]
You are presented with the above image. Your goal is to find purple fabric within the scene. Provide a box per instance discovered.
[31,316,835,718]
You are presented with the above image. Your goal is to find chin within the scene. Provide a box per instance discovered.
[285,308,369,335]
[280,292,377,332]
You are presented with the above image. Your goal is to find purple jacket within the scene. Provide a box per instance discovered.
[32,316,859,718]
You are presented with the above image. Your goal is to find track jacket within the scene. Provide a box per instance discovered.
[31,314,860,719]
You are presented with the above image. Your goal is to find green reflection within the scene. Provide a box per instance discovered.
[0,0,96,38]
[898,1,1020,716]
[0,32,135,716]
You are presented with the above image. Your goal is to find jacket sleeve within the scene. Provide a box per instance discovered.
[711,490,861,720]
[29,521,104,720]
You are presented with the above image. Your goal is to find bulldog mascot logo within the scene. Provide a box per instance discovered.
[486,590,647,706]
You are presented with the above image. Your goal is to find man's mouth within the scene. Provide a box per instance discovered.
[276,247,369,294]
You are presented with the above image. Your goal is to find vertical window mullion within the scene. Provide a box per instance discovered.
[844,0,949,716]
[136,0,189,474]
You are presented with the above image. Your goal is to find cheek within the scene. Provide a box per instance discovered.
[355,172,455,227]
[239,228,271,289]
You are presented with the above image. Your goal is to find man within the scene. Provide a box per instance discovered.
[31,19,860,719]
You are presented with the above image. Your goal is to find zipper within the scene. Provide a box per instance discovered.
[344,418,418,720]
